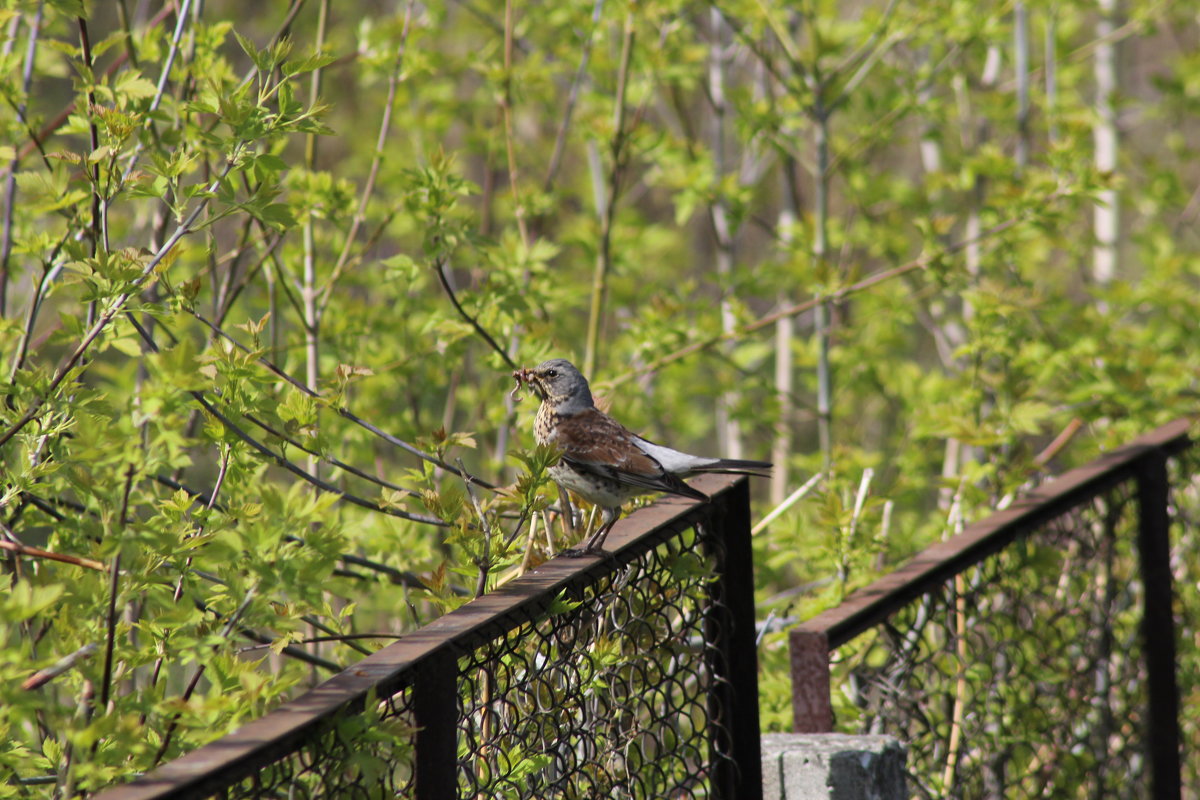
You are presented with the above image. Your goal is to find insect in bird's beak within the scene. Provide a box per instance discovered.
[510,368,530,402]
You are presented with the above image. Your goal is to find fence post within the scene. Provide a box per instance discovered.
[413,651,458,800]
[789,630,833,733]
[707,478,764,800]
[1135,452,1182,800]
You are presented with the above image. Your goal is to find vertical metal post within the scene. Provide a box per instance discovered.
[1135,452,1181,800]
[706,478,764,800]
[789,630,833,733]
[413,652,458,800]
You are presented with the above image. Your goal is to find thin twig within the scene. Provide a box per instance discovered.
[317,0,415,317]
[203,395,449,525]
[76,15,106,264]
[828,0,901,109]
[846,467,875,549]
[0,539,107,571]
[458,458,494,598]
[242,411,418,497]
[237,628,342,673]
[435,258,519,372]
[543,0,605,191]
[237,632,404,653]
[751,472,823,535]
[519,511,541,573]
[583,12,636,377]
[1034,418,1084,467]
[0,2,44,317]
[0,5,177,177]
[121,312,448,526]
[153,584,259,765]
[300,0,330,494]
[118,0,193,184]
[0,152,243,448]
[186,308,497,488]
[607,199,1064,388]
[98,464,136,711]
[21,643,99,691]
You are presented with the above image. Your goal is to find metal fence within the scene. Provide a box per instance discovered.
[93,474,763,800]
[790,418,1195,800]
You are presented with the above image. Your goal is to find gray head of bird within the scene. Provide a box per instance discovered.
[513,358,594,411]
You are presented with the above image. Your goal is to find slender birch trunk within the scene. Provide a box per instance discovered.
[1093,0,1119,289]
[709,8,743,459]
[772,203,796,505]
[1014,3,1030,171]
[813,98,833,470]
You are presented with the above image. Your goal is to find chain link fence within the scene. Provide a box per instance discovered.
[457,536,730,800]
[838,481,1147,797]
[95,475,761,800]
[793,420,1194,799]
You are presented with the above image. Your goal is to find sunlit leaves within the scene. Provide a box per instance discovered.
[1,0,1198,792]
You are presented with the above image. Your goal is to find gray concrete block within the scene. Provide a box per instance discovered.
[761,733,906,800]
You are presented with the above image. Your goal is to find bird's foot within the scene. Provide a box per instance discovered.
[561,546,604,559]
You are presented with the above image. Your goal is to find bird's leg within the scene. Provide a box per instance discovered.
[563,507,620,558]
[556,485,576,540]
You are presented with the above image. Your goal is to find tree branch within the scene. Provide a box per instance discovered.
[21,644,99,691]
[435,257,519,372]
[608,201,1061,387]
[0,537,107,572]
[186,308,498,488]
[0,152,242,449]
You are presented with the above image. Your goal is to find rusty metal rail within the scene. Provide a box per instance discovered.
[790,418,1194,800]
[94,474,762,800]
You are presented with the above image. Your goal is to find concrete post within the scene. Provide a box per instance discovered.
[761,733,906,800]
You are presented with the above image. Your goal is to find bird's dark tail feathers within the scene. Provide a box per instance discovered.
[696,458,772,477]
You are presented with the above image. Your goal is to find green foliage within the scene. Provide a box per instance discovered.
[0,0,1197,794]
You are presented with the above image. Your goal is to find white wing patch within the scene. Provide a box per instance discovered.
[633,437,717,474]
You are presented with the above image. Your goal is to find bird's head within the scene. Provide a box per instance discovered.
[513,358,594,411]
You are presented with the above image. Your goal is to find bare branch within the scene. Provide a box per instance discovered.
[0,539,107,572]
[0,3,44,317]
[21,644,99,691]
[543,0,605,192]
[435,257,519,372]
[608,201,1062,388]
[317,0,416,317]
[0,152,243,449]
[122,312,451,526]
[583,12,636,377]
[185,308,497,488]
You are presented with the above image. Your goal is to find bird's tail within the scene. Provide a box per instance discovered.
[696,458,772,477]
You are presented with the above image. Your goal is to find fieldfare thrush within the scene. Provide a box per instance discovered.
[513,358,771,556]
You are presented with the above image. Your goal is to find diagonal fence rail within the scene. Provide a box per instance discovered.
[790,418,1195,800]
[94,474,763,800]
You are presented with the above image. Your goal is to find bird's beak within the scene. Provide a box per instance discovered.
[511,367,545,401]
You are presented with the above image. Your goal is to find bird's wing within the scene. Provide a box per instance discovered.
[632,436,720,473]
[554,409,709,501]
[634,436,772,476]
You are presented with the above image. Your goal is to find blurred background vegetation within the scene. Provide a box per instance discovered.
[0,0,1197,793]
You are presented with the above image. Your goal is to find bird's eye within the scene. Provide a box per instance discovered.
[545,369,558,378]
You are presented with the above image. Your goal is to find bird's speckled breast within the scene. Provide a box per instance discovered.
[534,402,560,446]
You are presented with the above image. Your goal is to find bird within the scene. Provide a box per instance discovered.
[512,358,771,556]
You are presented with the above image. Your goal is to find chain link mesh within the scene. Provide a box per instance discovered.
[832,451,1198,799]
[181,513,735,800]
[213,686,418,799]
[457,528,730,799]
